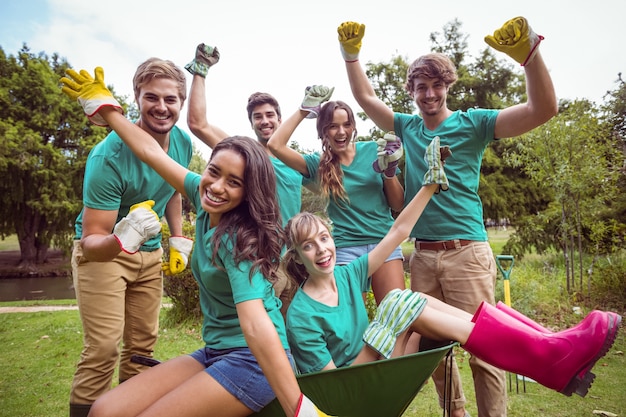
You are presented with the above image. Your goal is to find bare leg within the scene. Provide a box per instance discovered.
[409,306,473,344]
[89,355,253,417]
[370,259,406,305]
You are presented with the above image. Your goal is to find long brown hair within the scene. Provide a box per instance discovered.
[209,136,285,282]
[315,100,357,205]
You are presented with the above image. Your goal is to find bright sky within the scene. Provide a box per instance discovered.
[1,0,624,158]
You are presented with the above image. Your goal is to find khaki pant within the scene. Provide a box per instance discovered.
[69,241,163,404]
[410,241,507,417]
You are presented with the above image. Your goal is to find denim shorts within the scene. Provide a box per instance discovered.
[335,243,403,265]
[189,346,294,412]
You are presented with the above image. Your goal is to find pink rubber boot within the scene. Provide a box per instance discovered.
[496,301,551,333]
[463,301,621,397]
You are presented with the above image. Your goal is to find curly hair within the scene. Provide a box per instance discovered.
[315,100,357,206]
[209,136,285,282]
[404,53,458,94]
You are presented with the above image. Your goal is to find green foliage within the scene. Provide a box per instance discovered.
[160,216,201,324]
[0,45,128,265]
[588,252,626,311]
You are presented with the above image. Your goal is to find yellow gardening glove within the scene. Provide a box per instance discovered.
[484,16,544,66]
[294,394,334,417]
[113,200,162,254]
[60,67,123,126]
[337,21,365,62]
[162,236,194,275]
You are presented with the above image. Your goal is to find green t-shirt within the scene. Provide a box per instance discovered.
[74,126,193,250]
[286,255,370,374]
[394,109,498,241]
[303,141,395,248]
[184,172,288,350]
[271,156,307,226]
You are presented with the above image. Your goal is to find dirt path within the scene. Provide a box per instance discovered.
[0,305,79,313]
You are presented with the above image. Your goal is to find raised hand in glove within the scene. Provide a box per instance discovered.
[337,21,365,62]
[113,200,162,254]
[363,289,427,359]
[60,67,123,126]
[300,85,334,119]
[184,43,220,77]
[372,132,403,179]
[423,136,451,193]
[295,394,334,417]
[162,236,194,275]
[484,16,543,66]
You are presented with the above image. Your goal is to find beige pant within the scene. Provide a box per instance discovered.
[410,241,507,417]
[70,241,163,404]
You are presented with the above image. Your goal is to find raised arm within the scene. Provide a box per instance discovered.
[185,44,230,148]
[337,22,395,132]
[485,17,558,138]
[61,67,190,196]
[268,85,333,176]
[367,137,450,275]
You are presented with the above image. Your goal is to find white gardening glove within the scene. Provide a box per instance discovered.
[294,394,334,417]
[162,236,194,275]
[337,21,365,62]
[484,16,544,66]
[113,200,162,254]
[372,132,403,179]
[362,289,427,359]
[184,43,220,77]
[300,85,334,119]
[60,67,124,126]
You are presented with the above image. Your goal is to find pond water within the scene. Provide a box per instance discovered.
[0,276,75,301]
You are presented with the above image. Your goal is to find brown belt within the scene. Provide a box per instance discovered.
[414,239,474,251]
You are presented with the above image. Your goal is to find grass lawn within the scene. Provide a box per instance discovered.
[1,303,624,417]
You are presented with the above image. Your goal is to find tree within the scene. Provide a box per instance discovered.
[505,100,620,293]
[0,45,126,267]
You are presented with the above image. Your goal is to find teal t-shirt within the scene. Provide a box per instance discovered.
[394,109,498,241]
[184,172,288,350]
[74,126,193,250]
[286,255,370,374]
[271,156,307,226]
[303,141,395,248]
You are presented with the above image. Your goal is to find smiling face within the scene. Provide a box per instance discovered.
[293,218,336,278]
[250,103,281,145]
[135,77,183,136]
[199,148,246,228]
[410,76,449,118]
[323,108,355,155]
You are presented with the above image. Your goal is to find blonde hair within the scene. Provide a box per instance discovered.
[133,57,187,102]
[282,212,333,292]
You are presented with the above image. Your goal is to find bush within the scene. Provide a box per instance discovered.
[161,215,202,324]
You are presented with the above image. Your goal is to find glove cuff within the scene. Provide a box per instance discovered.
[169,236,194,256]
[363,322,396,359]
[340,47,359,62]
[521,34,544,66]
[184,60,208,77]
[113,219,144,254]
[82,101,124,127]
[299,105,320,119]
